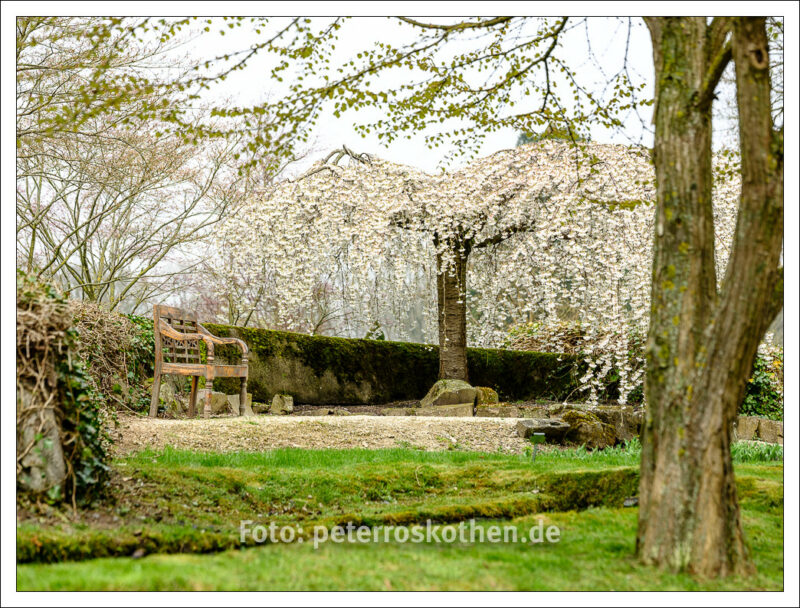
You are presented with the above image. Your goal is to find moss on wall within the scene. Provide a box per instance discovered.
[205,323,615,405]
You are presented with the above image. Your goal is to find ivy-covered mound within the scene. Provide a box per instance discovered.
[16,273,109,504]
[205,323,616,405]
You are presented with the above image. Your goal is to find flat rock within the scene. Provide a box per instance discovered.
[252,402,269,414]
[381,408,415,416]
[270,394,294,415]
[208,391,230,415]
[227,393,254,416]
[560,409,616,449]
[756,418,783,445]
[735,415,760,441]
[420,379,477,408]
[159,379,187,416]
[591,405,635,442]
[415,403,474,417]
[519,407,550,419]
[305,408,335,416]
[476,404,520,418]
[516,418,570,442]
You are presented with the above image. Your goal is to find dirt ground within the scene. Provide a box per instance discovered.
[110,412,529,456]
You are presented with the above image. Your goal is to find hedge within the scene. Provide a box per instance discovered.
[204,323,618,405]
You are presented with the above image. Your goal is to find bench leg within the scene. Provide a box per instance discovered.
[149,372,161,418]
[240,377,248,416]
[203,386,213,419]
[188,376,199,418]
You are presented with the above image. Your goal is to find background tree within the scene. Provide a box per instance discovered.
[17,126,244,311]
[16,17,197,152]
[220,140,662,383]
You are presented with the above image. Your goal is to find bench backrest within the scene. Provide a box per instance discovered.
[153,305,201,365]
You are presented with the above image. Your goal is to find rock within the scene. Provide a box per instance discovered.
[474,387,499,405]
[735,415,760,441]
[381,408,415,416]
[420,379,477,408]
[592,405,636,442]
[159,378,187,416]
[270,394,294,415]
[560,409,616,449]
[519,406,550,419]
[252,402,269,414]
[332,407,352,416]
[476,404,520,418]
[415,403,474,417]
[516,418,571,442]
[207,391,230,415]
[756,419,783,445]
[305,408,334,416]
[227,393,254,416]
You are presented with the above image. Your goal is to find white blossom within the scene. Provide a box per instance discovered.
[210,141,739,403]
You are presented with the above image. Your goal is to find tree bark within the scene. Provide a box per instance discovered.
[435,239,470,381]
[637,17,782,578]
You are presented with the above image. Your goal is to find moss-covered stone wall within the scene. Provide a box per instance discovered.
[206,324,609,405]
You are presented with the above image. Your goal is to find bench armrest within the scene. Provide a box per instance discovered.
[197,325,249,361]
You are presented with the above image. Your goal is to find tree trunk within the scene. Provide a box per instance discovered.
[435,240,470,381]
[638,17,782,578]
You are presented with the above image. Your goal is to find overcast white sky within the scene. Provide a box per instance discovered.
[179,16,659,172]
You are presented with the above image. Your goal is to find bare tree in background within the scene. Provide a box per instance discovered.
[16,17,248,312]
[17,127,245,311]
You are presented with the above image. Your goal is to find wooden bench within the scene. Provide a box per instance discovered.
[148,305,249,418]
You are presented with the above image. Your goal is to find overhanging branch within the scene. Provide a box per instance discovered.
[695,41,732,110]
[396,17,514,32]
[471,220,535,249]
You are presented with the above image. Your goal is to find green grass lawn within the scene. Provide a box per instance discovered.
[17,442,783,591]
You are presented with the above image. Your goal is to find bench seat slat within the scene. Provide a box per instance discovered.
[161,363,248,377]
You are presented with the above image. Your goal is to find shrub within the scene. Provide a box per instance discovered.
[507,322,783,415]
[740,348,784,420]
[69,303,154,414]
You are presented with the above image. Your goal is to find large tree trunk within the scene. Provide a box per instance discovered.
[638,17,782,578]
[435,240,470,381]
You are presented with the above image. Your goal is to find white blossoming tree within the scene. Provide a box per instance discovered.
[216,140,739,398]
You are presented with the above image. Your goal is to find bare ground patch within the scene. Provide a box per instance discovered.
[110,413,527,456]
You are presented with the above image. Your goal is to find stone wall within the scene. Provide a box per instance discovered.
[205,323,622,405]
